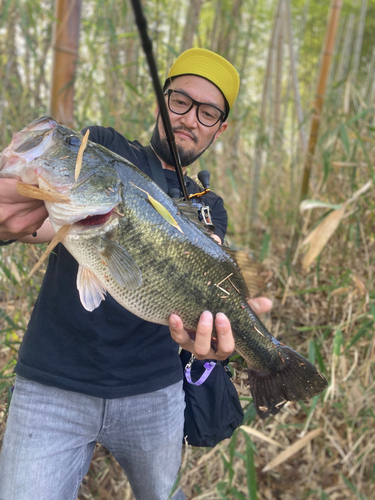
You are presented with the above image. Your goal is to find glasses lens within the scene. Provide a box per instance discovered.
[167,90,223,127]
[169,92,192,114]
[198,105,222,126]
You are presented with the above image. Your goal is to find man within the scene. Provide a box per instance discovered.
[0,49,271,500]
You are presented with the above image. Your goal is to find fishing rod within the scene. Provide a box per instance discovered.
[130,0,190,202]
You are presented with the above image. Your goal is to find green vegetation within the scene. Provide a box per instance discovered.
[1,0,374,498]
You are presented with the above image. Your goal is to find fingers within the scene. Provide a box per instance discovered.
[169,310,235,361]
[214,312,235,358]
[0,178,35,204]
[210,233,222,244]
[248,297,273,315]
[169,297,272,362]
[169,314,191,346]
[194,311,215,358]
[0,203,48,240]
[0,179,48,240]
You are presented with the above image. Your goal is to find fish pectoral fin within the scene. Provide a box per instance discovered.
[77,265,107,311]
[100,237,142,290]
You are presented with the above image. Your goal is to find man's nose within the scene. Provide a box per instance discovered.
[179,106,198,128]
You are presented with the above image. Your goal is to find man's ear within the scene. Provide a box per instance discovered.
[214,121,228,141]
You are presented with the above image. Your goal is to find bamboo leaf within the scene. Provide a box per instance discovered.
[262,428,323,472]
[333,328,343,357]
[147,195,183,234]
[350,127,375,181]
[243,432,258,500]
[28,225,71,278]
[130,182,184,233]
[347,107,371,125]
[344,180,372,206]
[339,123,350,155]
[340,473,366,500]
[300,200,343,213]
[228,430,238,487]
[302,206,346,269]
[75,129,90,181]
[228,489,247,500]
[345,320,373,351]
[16,182,70,203]
[0,308,19,329]
[241,426,284,448]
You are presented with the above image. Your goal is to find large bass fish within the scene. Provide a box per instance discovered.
[0,117,327,418]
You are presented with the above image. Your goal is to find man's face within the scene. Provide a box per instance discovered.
[151,75,228,168]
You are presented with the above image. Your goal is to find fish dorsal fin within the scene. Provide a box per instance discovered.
[99,237,142,290]
[222,248,269,298]
[174,199,215,235]
[77,265,107,311]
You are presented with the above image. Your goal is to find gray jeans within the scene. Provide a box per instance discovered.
[0,376,186,500]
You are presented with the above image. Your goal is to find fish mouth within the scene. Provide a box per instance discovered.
[46,201,120,232]
[77,209,115,227]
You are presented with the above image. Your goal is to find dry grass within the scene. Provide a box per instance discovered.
[1,207,374,499]
[1,108,374,499]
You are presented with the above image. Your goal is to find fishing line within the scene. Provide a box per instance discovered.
[130,0,190,201]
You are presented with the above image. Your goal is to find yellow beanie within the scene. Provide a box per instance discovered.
[166,48,240,110]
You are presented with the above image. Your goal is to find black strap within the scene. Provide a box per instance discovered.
[0,239,17,246]
[144,146,169,193]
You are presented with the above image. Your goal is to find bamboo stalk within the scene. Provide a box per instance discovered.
[328,3,344,85]
[300,0,343,201]
[239,0,258,79]
[274,0,284,147]
[284,0,307,152]
[335,13,355,83]
[180,0,203,53]
[210,0,223,52]
[267,1,283,145]
[363,48,375,100]
[249,0,283,230]
[49,0,82,127]
[166,0,183,73]
[229,1,258,174]
[352,0,367,83]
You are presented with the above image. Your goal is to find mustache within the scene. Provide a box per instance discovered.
[172,126,198,144]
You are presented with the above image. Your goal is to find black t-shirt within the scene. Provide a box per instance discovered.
[15,127,228,398]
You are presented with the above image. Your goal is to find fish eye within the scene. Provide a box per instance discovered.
[65,135,81,147]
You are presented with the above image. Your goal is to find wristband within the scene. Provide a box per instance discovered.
[0,239,18,246]
[184,354,217,386]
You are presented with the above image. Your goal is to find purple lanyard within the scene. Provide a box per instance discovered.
[184,354,217,386]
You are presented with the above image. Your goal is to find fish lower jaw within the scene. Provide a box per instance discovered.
[54,210,121,237]
[46,202,118,229]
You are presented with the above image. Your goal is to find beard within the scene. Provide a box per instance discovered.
[150,115,217,168]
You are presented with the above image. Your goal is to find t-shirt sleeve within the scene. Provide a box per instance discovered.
[81,125,115,149]
[80,126,146,167]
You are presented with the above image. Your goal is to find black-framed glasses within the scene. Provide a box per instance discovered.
[164,89,225,127]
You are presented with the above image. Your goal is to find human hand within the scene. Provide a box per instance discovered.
[0,179,48,240]
[169,297,272,360]
[248,297,272,316]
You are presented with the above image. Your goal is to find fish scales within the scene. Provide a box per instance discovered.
[0,117,328,418]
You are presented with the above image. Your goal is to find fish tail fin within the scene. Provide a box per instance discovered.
[247,346,327,418]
